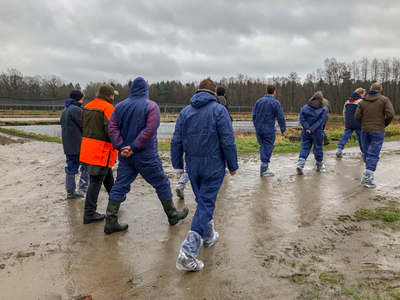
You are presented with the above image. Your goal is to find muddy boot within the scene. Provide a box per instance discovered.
[104,200,129,234]
[161,199,189,225]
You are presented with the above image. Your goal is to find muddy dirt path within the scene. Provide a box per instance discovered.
[1,133,400,300]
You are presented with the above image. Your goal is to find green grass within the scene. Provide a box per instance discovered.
[0,120,61,126]
[0,127,62,143]
[288,274,308,284]
[355,200,400,229]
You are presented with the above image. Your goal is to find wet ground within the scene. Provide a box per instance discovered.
[1,133,400,299]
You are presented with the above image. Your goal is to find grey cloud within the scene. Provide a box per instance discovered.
[1,0,400,88]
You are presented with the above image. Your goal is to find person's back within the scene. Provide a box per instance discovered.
[344,92,362,130]
[356,92,394,132]
[171,78,238,272]
[299,100,326,132]
[253,95,285,133]
[61,97,83,155]
[109,77,159,154]
[179,95,229,158]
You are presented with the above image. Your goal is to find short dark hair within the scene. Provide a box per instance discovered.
[266,85,276,94]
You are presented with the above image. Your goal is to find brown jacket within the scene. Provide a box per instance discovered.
[354,92,395,132]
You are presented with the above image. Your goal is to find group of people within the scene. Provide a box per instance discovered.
[60,77,238,272]
[60,77,394,272]
[252,83,394,189]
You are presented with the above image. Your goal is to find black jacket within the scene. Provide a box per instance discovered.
[60,98,83,155]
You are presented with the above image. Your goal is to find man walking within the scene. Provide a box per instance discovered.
[355,82,395,188]
[171,78,238,271]
[253,85,286,176]
[105,77,189,234]
[80,84,119,224]
[335,88,366,158]
[60,90,89,199]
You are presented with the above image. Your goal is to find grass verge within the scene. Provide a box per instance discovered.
[0,128,62,143]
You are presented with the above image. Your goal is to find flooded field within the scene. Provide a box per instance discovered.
[1,121,299,140]
[1,132,400,299]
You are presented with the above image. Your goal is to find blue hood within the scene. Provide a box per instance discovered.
[349,92,362,100]
[190,91,217,108]
[64,98,81,107]
[129,77,149,98]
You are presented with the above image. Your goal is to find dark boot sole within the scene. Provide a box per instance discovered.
[83,217,105,224]
[104,225,129,234]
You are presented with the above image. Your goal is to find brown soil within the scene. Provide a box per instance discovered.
[1,133,400,300]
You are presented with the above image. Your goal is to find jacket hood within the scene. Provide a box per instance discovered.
[363,92,381,102]
[64,98,81,107]
[190,91,217,108]
[349,92,362,100]
[308,99,322,109]
[129,77,149,98]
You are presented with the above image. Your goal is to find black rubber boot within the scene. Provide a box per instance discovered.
[161,199,189,225]
[104,200,129,234]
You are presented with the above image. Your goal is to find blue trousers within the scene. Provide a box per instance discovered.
[360,131,385,172]
[187,157,225,238]
[338,128,362,151]
[109,152,173,202]
[65,154,89,192]
[299,130,324,163]
[257,131,276,163]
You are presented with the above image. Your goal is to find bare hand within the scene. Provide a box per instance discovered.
[121,146,134,157]
[229,170,238,176]
[306,129,311,134]
[281,131,286,136]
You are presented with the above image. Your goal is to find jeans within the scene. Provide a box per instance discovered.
[65,154,89,192]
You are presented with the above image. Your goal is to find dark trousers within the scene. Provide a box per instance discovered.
[84,168,114,216]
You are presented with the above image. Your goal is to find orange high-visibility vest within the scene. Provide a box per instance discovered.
[80,98,118,168]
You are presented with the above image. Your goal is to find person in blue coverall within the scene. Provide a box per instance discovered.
[171,78,238,271]
[253,85,286,176]
[335,88,366,158]
[105,77,189,234]
[296,92,327,175]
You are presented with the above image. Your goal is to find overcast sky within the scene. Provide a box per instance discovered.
[1,0,400,87]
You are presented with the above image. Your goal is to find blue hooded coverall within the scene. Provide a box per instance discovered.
[171,91,238,238]
[298,101,327,165]
[337,91,362,151]
[108,77,173,202]
[252,95,286,164]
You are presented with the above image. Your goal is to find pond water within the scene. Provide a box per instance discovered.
[2,121,299,140]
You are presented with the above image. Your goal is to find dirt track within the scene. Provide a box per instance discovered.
[1,132,400,300]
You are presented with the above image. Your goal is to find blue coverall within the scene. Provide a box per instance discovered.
[171,91,238,238]
[252,95,286,164]
[108,77,172,202]
[298,101,327,165]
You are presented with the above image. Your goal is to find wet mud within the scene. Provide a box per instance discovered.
[1,133,400,299]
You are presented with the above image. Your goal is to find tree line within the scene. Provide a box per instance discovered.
[1,57,400,114]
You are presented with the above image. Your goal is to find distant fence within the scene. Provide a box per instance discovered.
[0,98,301,114]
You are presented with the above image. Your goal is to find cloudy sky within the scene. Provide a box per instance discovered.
[1,0,399,87]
